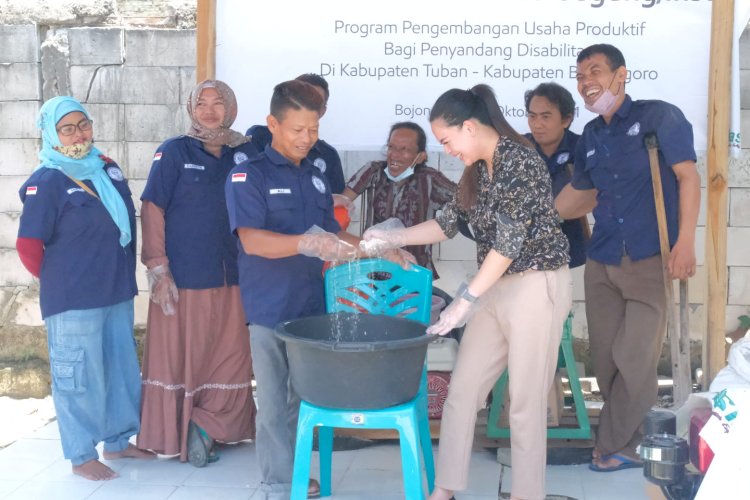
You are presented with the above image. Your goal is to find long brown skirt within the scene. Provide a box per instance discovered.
[137,285,256,461]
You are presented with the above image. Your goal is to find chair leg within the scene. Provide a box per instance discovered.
[397,412,427,500]
[318,426,334,497]
[292,405,315,500]
[417,397,435,492]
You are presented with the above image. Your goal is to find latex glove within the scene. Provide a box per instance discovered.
[332,194,356,218]
[381,248,417,270]
[298,225,358,261]
[427,285,477,335]
[147,264,179,316]
[360,217,409,256]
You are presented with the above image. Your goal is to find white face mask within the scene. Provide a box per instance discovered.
[385,155,419,182]
[585,75,621,116]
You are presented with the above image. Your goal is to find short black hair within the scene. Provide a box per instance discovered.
[269,80,323,120]
[295,73,329,101]
[388,121,427,153]
[576,43,626,71]
[524,82,576,121]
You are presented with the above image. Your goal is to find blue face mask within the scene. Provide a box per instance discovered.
[385,156,419,182]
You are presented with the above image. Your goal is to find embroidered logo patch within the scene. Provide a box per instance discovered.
[107,166,124,181]
[67,187,85,195]
[312,176,326,194]
[232,172,247,183]
[234,152,249,165]
[26,186,37,195]
[586,149,596,158]
[184,163,205,170]
[627,122,641,136]
[556,152,570,165]
[269,188,292,194]
[313,157,327,173]
[153,152,162,161]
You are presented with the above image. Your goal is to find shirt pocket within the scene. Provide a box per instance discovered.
[49,346,86,394]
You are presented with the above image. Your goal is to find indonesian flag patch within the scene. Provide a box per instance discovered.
[26,186,37,195]
[231,172,247,183]
[153,152,162,161]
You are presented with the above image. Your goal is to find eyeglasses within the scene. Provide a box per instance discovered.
[56,118,93,136]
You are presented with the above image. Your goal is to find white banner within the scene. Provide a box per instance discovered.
[217,0,730,152]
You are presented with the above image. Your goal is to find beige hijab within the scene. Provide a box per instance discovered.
[186,80,249,148]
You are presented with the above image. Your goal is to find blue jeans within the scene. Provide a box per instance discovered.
[45,299,141,466]
[249,324,301,499]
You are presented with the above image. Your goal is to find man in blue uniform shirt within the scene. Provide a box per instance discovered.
[524,82,588,268]
[226,80,395,499]
[556,44,700,472]
[246,73,346,194]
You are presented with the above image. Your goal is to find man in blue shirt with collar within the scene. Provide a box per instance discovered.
[226,80,377,499]
[525,82,588,268]
[556,44,700,472]
[246,73,346,194]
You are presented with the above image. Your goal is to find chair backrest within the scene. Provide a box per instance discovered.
[325,258,433,325]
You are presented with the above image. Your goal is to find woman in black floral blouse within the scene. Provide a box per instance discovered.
[362,84,572,500]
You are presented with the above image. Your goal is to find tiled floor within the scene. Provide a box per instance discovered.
[0,420,652,499]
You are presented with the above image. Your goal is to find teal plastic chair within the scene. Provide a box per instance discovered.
[486,312,592,440]
[290,259,435,499]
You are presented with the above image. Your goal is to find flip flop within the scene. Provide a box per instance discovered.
[187,421,209,468]
[588,453,643,472]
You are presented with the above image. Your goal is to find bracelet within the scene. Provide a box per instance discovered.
[457,283,479,303]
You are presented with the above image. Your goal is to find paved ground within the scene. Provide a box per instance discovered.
[0,399,652,500]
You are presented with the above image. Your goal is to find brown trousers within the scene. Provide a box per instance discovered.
[584,255,667,456]
[435,267,572,500]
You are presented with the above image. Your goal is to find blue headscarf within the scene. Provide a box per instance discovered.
[36,96,131,247]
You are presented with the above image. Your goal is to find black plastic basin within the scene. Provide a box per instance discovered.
[275,312,433,409]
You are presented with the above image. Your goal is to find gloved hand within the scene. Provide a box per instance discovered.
[381,248,416,270]
[298,225,358,262]
[427,284,477,335]
[360,218,409,256]
[332,194,356,218]
[147,264,179,316]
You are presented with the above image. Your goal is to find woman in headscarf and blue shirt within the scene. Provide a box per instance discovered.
[16,96,155,480]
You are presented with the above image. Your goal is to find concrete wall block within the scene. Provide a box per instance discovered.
[571,264,585,302]
[0,139,40,176]
[0,63,40,101]
[85,103,123,142]
[694,226,706,266]
[69,65,98,102]
[728,266,750,305]
[0,176,28,212]
[0,26,39,63]
[438,233,477,261]
[95,141,125,168]
[0,249,34,287]
[124,104,186,141]
[10,288,43,327]
[85,65,123,103]
[0,101,40,139]
[125,141,162,180]
[124,29,195,67]
[69,28,123,66]
[432,258,478,296]
[726,304,750,332]
[727,227,750,266]
[121,67,181,104]
[179,67,195,104]
[742,70,750,109]
[342,151,382,181]
[730,187,750,227]
[0,212,20,249]
[129,180,147,215]
[740,29,750,70]
[687,265,706,305]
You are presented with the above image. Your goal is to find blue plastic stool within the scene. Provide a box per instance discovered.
[290,259,435,499]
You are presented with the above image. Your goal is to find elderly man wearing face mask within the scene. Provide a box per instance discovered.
[342,121,456,278]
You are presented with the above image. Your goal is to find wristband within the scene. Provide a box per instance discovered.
[457,283,478,303]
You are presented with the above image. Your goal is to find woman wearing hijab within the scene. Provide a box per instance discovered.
[137,80,258,467]
[16,96,154,480]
